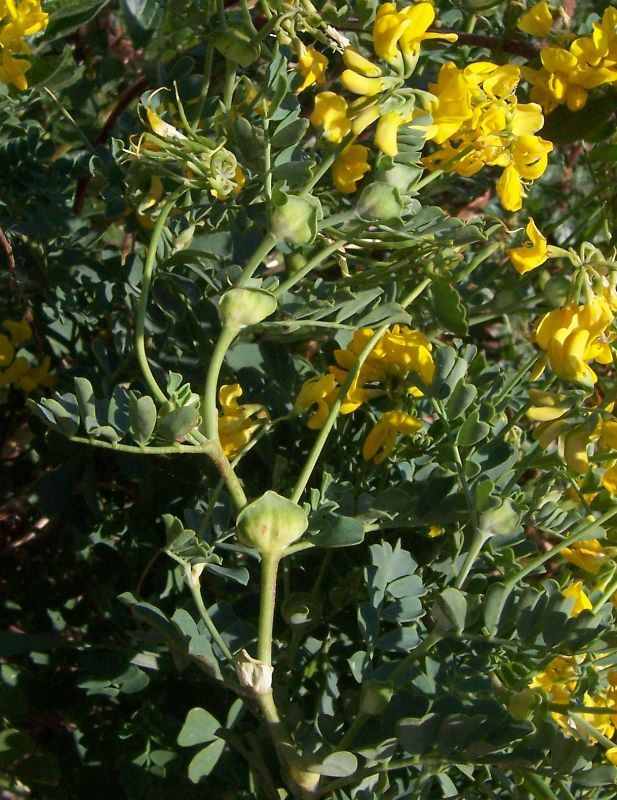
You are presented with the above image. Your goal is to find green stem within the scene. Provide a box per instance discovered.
[550,703,617,716]
[68,435,216,456]
[592,566,617,613]
[203,325,239,440]
[337,712,368,750]
[236,233,277,288]
[207,442,248,510]
[136,191,182,404]
[186,570,234,660]
[223,61,237,109]
[300,131,355,197]
[505,507,617,590]
[191,41,214,131]
[274,240,346,298]
[258,552,281,666]
[569,713,615,748]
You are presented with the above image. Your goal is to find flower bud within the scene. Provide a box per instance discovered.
[359,680,393,715]
[271,194,322,245]
[234,649,273,694]
[235,491,308,554]
[219,288,277,329]
[355,182,402,223]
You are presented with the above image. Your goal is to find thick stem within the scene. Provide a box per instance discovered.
[186,570,234,661]
[203,325,239,441]
[258,552,281,666]
[236,233,277,288]
[136,192,182,403]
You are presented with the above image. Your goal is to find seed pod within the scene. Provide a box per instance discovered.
[356,182,402,223]
[219,288,277,329]
[271,194,322,245]
[235,491,308,554]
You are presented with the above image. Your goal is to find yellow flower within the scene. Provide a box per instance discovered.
[0,48,30,90]
[362,410,422,464]
[517,1,553,36]
[310,92,351,143]
[3,318,32,345]
[373,2,456,68]
[217,384,265,458]
[146,107,187,140]
[602,463,617,494]
[534,298,614,387]
[562,580,592,616]
[332,144,370,193]
[294,374,338,429]
[298,45,328,92]
[508,218,548,275]
[496,164,523,212]
[606,747,617,766]
[374,110,412,157]
[562,539,609,574]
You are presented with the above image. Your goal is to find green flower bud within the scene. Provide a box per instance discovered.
[271,194,322,246]
[281,592,323,627]
[235,491,308,554]
[355,182,402,223]
[219,288,277,329]
[359,680,393,715]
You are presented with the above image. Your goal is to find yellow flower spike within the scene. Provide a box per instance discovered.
[332,143,370,194]
[510,103,545,136]
[512,134,552,180]
[0,334,14,366]
[496,164,523,212]
[374,110,408,157]
[340,70,385,97]
[342,48,381,77]
[508,218,549,275]
[310,92,351,143]
[562,539,609,573]
[298,45,328,92]
[517,1,553,36]
[541,47,578,74]
[562,581,593,616]
[362,410,422,464]
[349,102,381,136]
[3,318,32,346]
[602,420,617,449]
[526,405,567,422]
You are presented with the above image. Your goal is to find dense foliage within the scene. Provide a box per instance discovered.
[3,0,617,798]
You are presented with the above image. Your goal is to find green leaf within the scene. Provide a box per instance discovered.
[28,46,84,90]
[573,766,617,786]
[483,583,511,636]
[38,398,79,436]
[213,25,260,67]
[46,0,110,39]
[445,380,477,419]
[456,410,490,447]
[589,144,617,163]
[271,116,310,150]
[397,714,441,755]
[0,729,35,767]
[432,282,468,336]
[432,587,467,634]
[129,393,157,445]
[187,739,225,782]
[309,751,358,777]
[177,708,221,747]
[121,0,163,45]
[310,515,365,548]
[156,406,198,443]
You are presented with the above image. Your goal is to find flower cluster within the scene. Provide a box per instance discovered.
[534,295,614,388]
[422,61,552,211]
[0,0,48,90]
[217,384,265,459]
[523,6,617,113]
[307,1,455,192]
[0,318,53,393]
[295,325,433,464]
